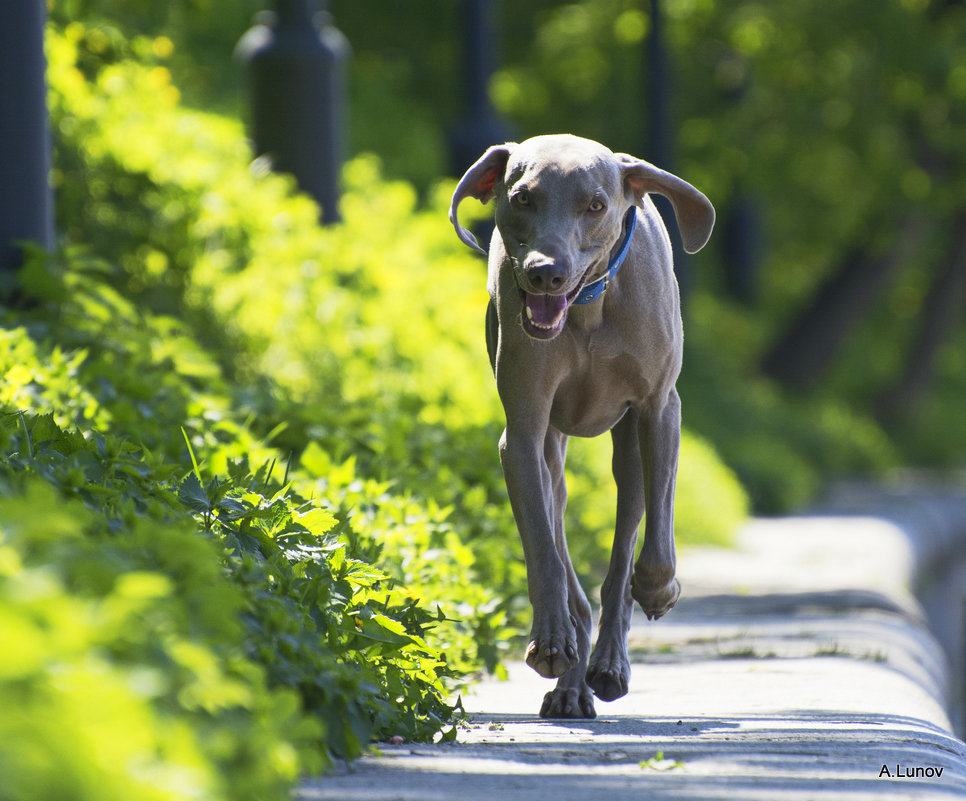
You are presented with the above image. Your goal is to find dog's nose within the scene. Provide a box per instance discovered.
[524,256,569,292]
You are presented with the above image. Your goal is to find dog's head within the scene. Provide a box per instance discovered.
[450,134,715,340]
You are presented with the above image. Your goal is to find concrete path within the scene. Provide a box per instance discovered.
[299,507,966,800]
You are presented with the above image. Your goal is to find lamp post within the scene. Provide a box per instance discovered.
[0,0,53,292]
[644,0,688,299]
[237,0,349,224]
[447,0,514,176]
[448,0,514,253]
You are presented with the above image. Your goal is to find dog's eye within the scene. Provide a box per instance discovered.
[513,190,530,207]
[588,199,605,213]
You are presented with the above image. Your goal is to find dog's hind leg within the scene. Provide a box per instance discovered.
[539,428,596,719]
[631,389,682,620]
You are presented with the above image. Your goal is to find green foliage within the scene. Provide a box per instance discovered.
[679,301,898,512]
[0,247,471,791]
[173,461,463,750]
[0,460,308,801]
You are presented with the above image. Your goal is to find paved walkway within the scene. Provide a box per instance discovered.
[299,510,966,801]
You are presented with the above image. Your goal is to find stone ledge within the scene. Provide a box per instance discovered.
[300,497,966,800]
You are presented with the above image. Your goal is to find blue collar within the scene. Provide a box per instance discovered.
[572,207,638,305]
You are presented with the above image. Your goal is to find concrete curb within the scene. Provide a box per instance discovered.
[299,488,966,800]
[817,480,966,734]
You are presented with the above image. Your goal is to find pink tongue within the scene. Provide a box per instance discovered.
[526,293,569,327]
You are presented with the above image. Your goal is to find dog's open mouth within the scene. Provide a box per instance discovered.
[520,286,584,340]
[520,268,593,340]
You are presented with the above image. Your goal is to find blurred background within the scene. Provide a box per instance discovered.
[43,0,966,512]
[1,1,965,796]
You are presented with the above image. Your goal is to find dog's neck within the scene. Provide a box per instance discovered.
[572,207,638,306]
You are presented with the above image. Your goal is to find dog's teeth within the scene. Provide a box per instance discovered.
[525,303,566,330]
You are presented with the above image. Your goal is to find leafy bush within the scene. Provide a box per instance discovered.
[1,248,474,787]
[678,310,898,512]
[0,447,311,801]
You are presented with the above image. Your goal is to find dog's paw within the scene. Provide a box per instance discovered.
[586,648,630,702]
[631,575,681,621]
[540,687,596,719]
[525,625,579,679]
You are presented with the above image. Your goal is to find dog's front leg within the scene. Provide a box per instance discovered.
[540,428,595,718]
[631,389,683,619]
[499,424,580,680]
[587,409,643,702]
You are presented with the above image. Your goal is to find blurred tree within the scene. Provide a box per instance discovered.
[761,216,928,389]
[41,0,966,476]
[738,0,966,421]
[877,222,966,423]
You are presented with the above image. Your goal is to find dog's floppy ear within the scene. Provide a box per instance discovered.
[449,144,515,254]
[616,154,715,254]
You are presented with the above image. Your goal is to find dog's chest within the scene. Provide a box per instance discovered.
[549,352,649,437]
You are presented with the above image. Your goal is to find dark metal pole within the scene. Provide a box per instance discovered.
[448,0,514,253]
[0,0,53,293]
[646,0,672,171]
[721,195,763,305]
[718,60,762,306]
[645,0,688,299]
[447,0,514,176]
[237,0,349,224]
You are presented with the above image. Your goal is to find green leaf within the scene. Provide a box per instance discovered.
[217,497,251,521]
[181,426,203,483]
[351,611,415,647]
[296,506,337,536]
[177,471,211,514]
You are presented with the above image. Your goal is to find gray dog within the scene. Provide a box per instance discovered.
[449,134,715,719]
